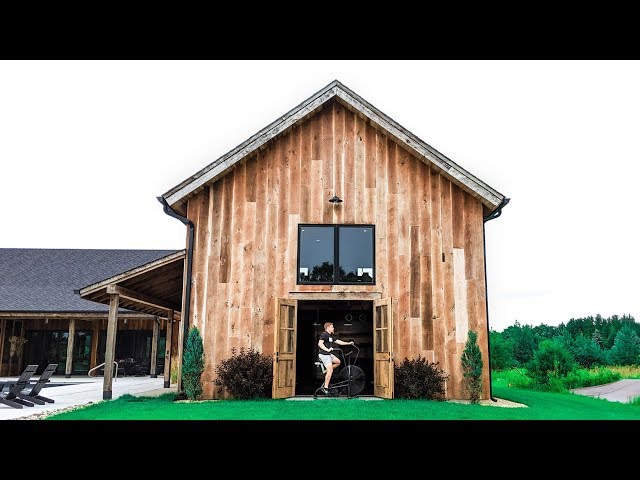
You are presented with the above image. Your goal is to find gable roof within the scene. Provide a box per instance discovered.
[161,80,506,212]
[0,248,178,313]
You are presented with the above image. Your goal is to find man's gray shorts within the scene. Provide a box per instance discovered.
[318,353,339,366]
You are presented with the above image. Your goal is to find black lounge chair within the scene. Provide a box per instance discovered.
[16,363,58,405]
[0,364,38,409]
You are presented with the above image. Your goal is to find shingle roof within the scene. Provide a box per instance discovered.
[0,249,179,313]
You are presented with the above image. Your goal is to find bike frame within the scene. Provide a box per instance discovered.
[315,345,361,399]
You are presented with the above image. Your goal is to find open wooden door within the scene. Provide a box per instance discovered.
[373,298,394,398]
[272,298,297,398]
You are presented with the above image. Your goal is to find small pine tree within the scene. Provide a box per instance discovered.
[461,330,484,404]
[182,327,204,400]
[592,329,603,348]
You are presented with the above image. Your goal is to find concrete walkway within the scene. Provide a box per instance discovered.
[0,376,174,420]
[572,379,640,403]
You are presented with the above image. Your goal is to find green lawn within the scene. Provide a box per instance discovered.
[46,385,640,420]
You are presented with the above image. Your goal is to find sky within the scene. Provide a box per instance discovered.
[1,60,639,331]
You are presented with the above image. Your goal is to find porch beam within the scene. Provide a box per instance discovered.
[65,319,76,378]
[103,294,119,400]
[287,291,383,301]
[106,284,180,312]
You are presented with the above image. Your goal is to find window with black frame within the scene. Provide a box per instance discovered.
[298,225,374,284]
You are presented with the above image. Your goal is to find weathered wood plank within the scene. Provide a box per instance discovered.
[321,106,334,224]
[252,150,268,353]
[452,184,465,249]
[430,168,445,379]
[202,182,221,397]
[343,108,355,223]
[218,175,233,283]
[289,125,300,215]
[410,226,420,317]
[227,151,246,344]
[300,121,311,223]
[453,248,469,343]
[440,176,458,398]
[245,155,257,202]
[332,102,345,224]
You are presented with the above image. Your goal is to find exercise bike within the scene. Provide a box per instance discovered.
[313,345,365,399]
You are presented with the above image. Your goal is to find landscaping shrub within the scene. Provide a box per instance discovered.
[493,368,534,389]
[170,356,179,385]
[214,348,273,399]
[461,330,483,403]
[394,356,449,400]
[562,367,620,390]
[182,327,204,400]
[630,396,640,406]
[527,339,575,387]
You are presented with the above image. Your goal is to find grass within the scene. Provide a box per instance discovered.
[46,386,640,420]
[492,367,623,392]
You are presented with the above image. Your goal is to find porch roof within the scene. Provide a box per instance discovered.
[79,250,185,318]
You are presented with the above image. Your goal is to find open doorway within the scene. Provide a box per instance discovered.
[295,300,374,395]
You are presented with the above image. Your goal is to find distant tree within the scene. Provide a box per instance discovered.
[489,330,514,370]
[592,329,603,348]
[569,335,605,368]
[505,322,537,366]
[607,327,640,365]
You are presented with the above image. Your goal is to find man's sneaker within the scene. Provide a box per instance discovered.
[320,386,329,395]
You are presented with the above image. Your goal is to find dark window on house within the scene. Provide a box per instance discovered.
[298,224,375,284]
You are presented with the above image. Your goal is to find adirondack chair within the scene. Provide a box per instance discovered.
[0,364,38,409]
[16,363,58,405]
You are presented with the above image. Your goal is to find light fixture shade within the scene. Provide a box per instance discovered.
[329,195,343,203]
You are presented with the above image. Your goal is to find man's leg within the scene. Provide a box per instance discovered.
[324,363,334,389]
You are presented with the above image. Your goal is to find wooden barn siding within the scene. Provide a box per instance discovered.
[187,101,490,399]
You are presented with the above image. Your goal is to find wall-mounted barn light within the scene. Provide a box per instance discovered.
[329,195,343,204]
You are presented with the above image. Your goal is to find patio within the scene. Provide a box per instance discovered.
[0,375,173,420]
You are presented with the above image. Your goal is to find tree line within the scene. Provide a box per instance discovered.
[490,314,640,370]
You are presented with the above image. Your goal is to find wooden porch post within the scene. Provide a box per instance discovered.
[103,293,119,400]
[89,320,100,369]
[164,310,173,388]
[150,317,159,378]
[65,319,76,378]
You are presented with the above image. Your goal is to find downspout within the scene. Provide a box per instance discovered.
[482,196,510,401]
[157,196,194,394]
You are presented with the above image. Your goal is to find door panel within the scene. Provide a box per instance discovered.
[273,298,297,398]
[373,298,393,398]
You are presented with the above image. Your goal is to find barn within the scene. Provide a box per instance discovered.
[159,80,508,399]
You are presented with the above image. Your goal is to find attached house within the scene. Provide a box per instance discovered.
[0,249,181,384]
[112,80,509,400]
